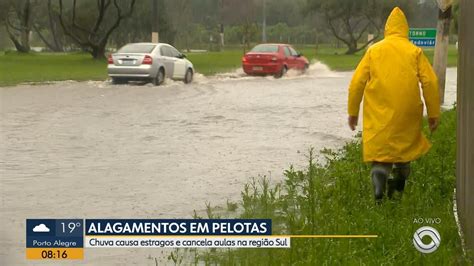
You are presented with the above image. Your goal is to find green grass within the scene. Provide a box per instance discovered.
[425,46,458,69]
[0,50,246,86]
[313,44,459,71]
[186,49,244,75]
[187,108,471,265]
[0,52,107,86]
[0,44,458,86]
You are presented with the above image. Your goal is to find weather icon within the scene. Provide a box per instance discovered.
[32,224,50,233]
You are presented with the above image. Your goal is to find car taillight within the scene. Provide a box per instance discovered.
[142,55,153,65]
[107,55,113,64]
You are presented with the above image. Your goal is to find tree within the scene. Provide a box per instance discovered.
[109,0,175,49]
[269,23,289,43]
[57,0,136,59]
[266,0,306,27]
[32,0,64,52]
[220,0,258,51]
[0,0,13,22]
[306,0,412,54]
[451,0,459,33]
[4,0,32,53]
[166,0,192,50]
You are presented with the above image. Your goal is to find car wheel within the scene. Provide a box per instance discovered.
[303,64,309,73]
[275,65,287,78]
[184,68,193,84]
[111,77,127,84]
[152,68,165,86]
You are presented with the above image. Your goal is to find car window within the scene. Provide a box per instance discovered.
[160,46,171,57]
[289,47,298,56]
[160,46,180,57]
[161,46,168,57]
[118,44,156,53]
[169,47,181,58]
[159,47,166,56]
[283,47,291,57]
[250,44,279,53]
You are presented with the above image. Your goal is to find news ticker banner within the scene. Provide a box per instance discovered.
[27,218,378,260]
[26,219,285,260]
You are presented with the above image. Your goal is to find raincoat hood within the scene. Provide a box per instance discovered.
[384,7,409,39]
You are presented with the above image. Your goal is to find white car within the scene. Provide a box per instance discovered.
[107,43,194,85]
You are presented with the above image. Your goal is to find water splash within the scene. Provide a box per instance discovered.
[89,61,340,88]
[195,61,341,83]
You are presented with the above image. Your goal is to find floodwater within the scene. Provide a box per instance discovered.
[0,64,457,265]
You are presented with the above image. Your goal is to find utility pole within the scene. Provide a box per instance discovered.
[433,0,453,104]
[262,0,267,43]
[151,0,159,43]
[457,0,474,253]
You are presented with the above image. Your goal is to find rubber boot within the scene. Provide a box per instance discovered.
[392,163,411,193]
[387,176,396,199]
[371,164,390,202]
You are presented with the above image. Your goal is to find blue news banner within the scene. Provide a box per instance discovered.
[27,219,289,254]
[82,219,290,248]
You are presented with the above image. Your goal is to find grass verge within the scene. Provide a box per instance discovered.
[186,49,244,76]
[0,50,245,86]
[0,52,107,86]
[313,45,459,71]
[190,108,471,265]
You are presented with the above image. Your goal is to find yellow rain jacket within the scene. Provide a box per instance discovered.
[348,7,440,163]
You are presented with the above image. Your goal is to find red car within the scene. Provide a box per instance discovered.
[242,44,309,78]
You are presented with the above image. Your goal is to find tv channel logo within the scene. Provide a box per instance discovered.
[413,226,441,254]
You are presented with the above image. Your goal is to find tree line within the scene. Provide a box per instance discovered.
[0,0,455,59]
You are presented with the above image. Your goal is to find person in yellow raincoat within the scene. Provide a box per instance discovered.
[347,7,440,201]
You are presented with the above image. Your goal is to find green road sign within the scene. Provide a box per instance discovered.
[409,28,437,47]
[409,28,437,38]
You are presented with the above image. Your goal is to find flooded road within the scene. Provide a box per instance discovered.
[0,65,457,265]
